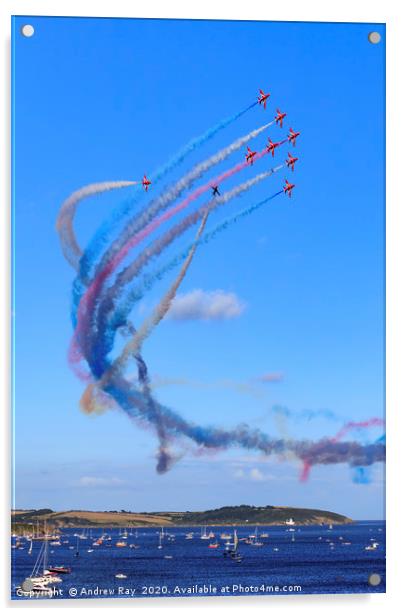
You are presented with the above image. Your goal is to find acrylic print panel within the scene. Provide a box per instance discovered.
[11,15,385,600]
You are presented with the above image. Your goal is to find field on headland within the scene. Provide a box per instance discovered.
[11,505,352,530]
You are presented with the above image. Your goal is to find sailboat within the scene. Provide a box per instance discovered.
[47,565,71,574]
[230,530,242,562]
[220,531,232,540]
[364,541,379,551]
[18,535,62,596]
[200,526,209,540]
[251,527,263,547]
[223,529,242,562]
[158,531,163,549]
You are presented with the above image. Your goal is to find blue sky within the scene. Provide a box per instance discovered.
[12,16,385,519]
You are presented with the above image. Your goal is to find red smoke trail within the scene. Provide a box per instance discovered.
[89,170,283,375]
[70,146,277,365]
[300,460,311,482]
[330,418,385,443]
[299,417,385,482]
[105,211,211,394]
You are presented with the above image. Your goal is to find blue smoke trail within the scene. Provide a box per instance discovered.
[78,101,258,284]
[352,433,385,483]
[72,118,272,333]
[90,190,283,375]
[352,466,372,484]
[94,372,385,475]
[75,168,282,374]
[116,190,283,326]
[272,404,348,423]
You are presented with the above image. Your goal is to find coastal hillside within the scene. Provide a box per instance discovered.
[11,505,352,529]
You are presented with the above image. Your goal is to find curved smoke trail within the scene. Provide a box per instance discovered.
[73,146,272,363]
[78,102,260,282]
[58,194,386,477]
[300,418,386,481]
[82,212,211,471]
[80,188,284,409]
[81,168,283,375]
[125,188,284,306]
[56,181,137,270]
[83,368,386,474]
[122,213,208,473]
[92,122,274,283]
[70,121,275,346]
[55,181,175,442]
[272,405,347,424]
[106,211,211,385]
[330,418,385,443]
[57,105,385,479]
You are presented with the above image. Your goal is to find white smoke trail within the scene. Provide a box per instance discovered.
[94,166,283,382]
[116,165,284,298]
[56,181,137,270]
[114,211,210,372]
[94,121,274,277]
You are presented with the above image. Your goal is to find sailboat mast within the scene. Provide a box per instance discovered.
[43,521,48,575]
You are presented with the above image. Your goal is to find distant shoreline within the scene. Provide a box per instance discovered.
[12,504,354,529]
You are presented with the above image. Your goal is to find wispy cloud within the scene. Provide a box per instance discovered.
[250,468,266,482]
[167,289,245,321]
[74,476,126,488]
[256,372,284,384]
[234,466,277,482]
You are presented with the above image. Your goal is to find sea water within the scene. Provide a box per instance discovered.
[11,520,386,600]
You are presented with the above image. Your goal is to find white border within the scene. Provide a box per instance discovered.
[1,1,402,614]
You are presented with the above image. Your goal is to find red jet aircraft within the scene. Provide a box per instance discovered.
[287,128,301,146]
[245,146,257,165]
[285,152,298,171]
[258,89,271,109]
[283,179,296,198]
[275,108,287,128]
[142,174,151,192]
[266,138,281,157]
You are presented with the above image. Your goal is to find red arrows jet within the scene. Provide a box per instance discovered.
[245,146,257,165]
[142,174,151,192]
[285,152,298,171]
[211,185,220,197]
[258,89,271,109]
[283,179,296,198]
[266,138,281,157]
[275,108,287,128]
[287,127,301,146]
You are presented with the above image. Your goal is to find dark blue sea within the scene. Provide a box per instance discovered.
[11,521,385,600]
